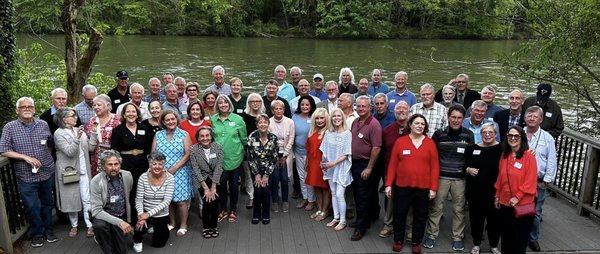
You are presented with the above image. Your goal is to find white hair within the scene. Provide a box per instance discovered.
[274,65,286,74]
[174,76,186,84]
[290,66,302,75]
[420,83,435,92]
[50,88,67,99]
[373,93,388,103]
[338,67,355,85]
[82,84,97,95]
[212,65,225,75]
[394,71,408,80]
[129,83,145,94]
[16,97,35,109]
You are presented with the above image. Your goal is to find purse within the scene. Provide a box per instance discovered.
[62,166,80,184]
[505,160,536,218]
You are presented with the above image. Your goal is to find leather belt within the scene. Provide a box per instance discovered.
[120,149,144,156]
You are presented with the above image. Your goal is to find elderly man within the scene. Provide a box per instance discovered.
[373,93,395,128]
[316,81,340,113]
[162,73,174,85]
[75,84,98,126]
[368,69,390,96]
[290,66,302,92]
[409,84,448,137]
[0,97,58,247]
[228,77,247,114]
[40,88,76,134]
[378,101,410,238]
[144,77,166,104]
[205,65,231,96]
[440,85,461,108]
[436,74,481,109]
[162,84,188,119]
[467,85,503,119]
[423,104,474,251]
[309,73,328,101]
[386,71,417,112]
[522,83,564,139]
[289,79,321,112]
[174,77,189,105]
[339,68,358,94]
[263,80,292,118]
[273,65,296,103]
[349,96,382,241]
[90,150,134,254]
[524,106,557,252]
[116,83,151,120]
[494,89,526,141]
[354,78,372,99]
[108,70,130,114]
[339,93,359,129]
[462,100,500,144]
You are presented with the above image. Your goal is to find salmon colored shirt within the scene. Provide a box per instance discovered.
[494,150,538,206]
[385,135,440,191]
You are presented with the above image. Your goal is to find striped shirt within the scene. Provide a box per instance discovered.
[135,172,174,217]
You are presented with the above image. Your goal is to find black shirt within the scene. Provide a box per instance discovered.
[465,144,502,199]
[110,122,152,178]
[107,86,130,114]
[262,96,292,118]
[229,94,248,115]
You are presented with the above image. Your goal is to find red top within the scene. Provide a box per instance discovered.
[305,132,328,189]
[495,150,538,206]
[179,119,211,144]
[385,135,439,191]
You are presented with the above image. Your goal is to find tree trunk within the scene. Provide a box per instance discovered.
[0,0,16,132]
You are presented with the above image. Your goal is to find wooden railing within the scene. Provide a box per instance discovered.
[0,156,27,254]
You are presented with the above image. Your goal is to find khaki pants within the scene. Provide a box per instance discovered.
[426,178,466,241]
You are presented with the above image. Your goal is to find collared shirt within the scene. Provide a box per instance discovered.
[107,86,130,114]
[206,83,231,96]
[105,174,126,219]
[382,121,408,166]
[525,127,557,183]
[345,111,359,131]
[277,82,296,103]
[211,113,248,170]
[162,101,188,119]
[350,115,382,160]
[509,112,522,128]
[367,82,390,97]
[116,101,151,120]
[327,99,338,113]
[247,131,278,176]
[289,95,320,113]
[462,118,501,144]
[0,119,55,183]
[143,90,167,104]
[309,89,328,101]
[373,110,396,129]
[75,101,95,126]
[386,89,418,112]
[410,102,448,137]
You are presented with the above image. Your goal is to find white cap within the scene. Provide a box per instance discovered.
[313,73,324,81]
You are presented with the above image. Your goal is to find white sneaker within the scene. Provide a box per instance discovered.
[133,242,143,252]
[490,247,501,254]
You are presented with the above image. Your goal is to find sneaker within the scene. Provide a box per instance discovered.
[452,240,465,251]
[31,236,44,247]
[411,243,422,254]
[45,233,58,243]
[272,203,280,213]
[490,247,501,254]
[392,241,403,252]
[470,245,480,254]
[378,227,393,238]
[282,202,289,212]
[422,236,435,249]
[133,242,143,253]
[529,240,541,252]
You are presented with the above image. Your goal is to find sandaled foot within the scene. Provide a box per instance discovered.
[68,227,78,238]
[176,228,188,237]
[86,227,94,237]
[326,219,340,227]
[202,229,212,239]
[334,221,347,231]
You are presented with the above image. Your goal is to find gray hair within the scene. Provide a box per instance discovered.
[99,150,122,170]
[148,77,161,86]
[394,71,408,80]
[481,85,496,94]
[93,94,112,111]
[147,151,166,164]
[339,93,354,105]
[174,76,186,85]
[509,89,524,99]
[274,65,286,74]
[471,100,488,110]
[420,83,435,92]
[50,88,67,99]
[215,94,234,114]
[53,107,76,128]
[129,82,145,94]
[457,73,469,81]
[325,80,338,90]
[165,83,177,91]
[15,97,35,109]
[244,93,266,114]
[525,105,544,117]
[442,84,455,93]
[373,93,388,103]
[372,69,382,76]
[270,99,285,109]
[356,95,372,106]
[338,67,355,85]
[481,122,496,134]
[212,65,225,75]
[395,100,409,110]
[290,66,302,75]
[82,84,97,95]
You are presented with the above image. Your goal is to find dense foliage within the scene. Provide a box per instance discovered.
[1,0,16,132]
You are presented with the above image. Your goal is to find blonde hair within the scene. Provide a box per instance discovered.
[309,108,331,136]
[328,108,347,132]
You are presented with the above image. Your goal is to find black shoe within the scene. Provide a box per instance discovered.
[262,219,270,225]
[251,218,260,224]
[31,236,44,247]
[291,192,301,199]
[529,240,541,252]
[350,229,364,241]
[349,221,358,228]
[45,233,58,243]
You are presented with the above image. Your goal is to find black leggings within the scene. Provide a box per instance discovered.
[133,216,170,247]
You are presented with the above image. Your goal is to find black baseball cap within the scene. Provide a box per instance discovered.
[116,70,129,79]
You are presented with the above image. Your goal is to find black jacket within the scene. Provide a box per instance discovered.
[522,97,564,138]
[435,88,481,109]
[493,108,525,141]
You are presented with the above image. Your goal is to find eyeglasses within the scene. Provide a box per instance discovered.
[374,102,386,105]
[18,106,34,110]
[482,130,495,136]
[187,89,198,92]
[507,134,521,140]
[249,100,262,103]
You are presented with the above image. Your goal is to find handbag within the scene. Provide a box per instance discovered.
[505,160,536,218]
[62,166,80,184]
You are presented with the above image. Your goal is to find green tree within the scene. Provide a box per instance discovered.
[1,0,16,131]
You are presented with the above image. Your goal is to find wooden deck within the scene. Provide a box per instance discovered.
[23,193,600,254]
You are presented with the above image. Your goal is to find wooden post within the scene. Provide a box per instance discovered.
[0,160,14,254]
[578,146,600,217]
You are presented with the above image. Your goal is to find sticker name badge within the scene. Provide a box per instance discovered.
[137,130,146,135]
[514,162,523,169]
[252,142,260,147]
[402,150,411,155]
[209,153,217,159]
[110,195,119,203]
[357,133,364,139]
[545,112,553,118]
[389,99,396,104]
[236,109,243,113]
[114,99,121,104]
[457,147,465,154]
[307,119,312,124]
[473,150,481,155]
[40,139,47,145]
[228,122,236,127]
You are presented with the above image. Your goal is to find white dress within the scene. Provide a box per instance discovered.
[320,130,353,187]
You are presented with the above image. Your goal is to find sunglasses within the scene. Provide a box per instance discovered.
[507,134,521,140]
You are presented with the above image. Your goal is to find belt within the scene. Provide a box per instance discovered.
[120,149,145,156]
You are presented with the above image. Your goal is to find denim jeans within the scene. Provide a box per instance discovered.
[218,166,241,213]
[270,164,289,203]
[17,175,55,238]
[530,184,547,241]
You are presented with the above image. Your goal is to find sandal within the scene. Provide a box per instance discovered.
[176,228,188,237]
[211,228,219,237]
[86,227,94,237]
[326,219,340,227]
[304,202,315,211]
[334,221,346,231]
[315,211,328,221]
[296,200,308,209]
[310,210,322,219]
[69,227,78,237]
[167,224,175,231]
[202,229,212,239]
[228,212,238,223]
[218,211,228,222]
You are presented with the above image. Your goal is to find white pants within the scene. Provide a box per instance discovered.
[294,152,315,202]
[329,180,347,222]
[69,174,92,228]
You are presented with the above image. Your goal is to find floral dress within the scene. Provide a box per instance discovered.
[155,128,193,202]
[85,114,121,176]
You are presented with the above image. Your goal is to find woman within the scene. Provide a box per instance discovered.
[321,108,352,231]
[228,77,247,113]
[305,108,331,221]
[185,82,200,105]
[247,114,279,224]
[240,93,266,209]
[53,108,94,237]
[211,95,247,222]
[268,100,295,213]
[465,123,502,254]
[385,114,439,253]
[190,126,224,238]
[141,100,163,137]
[180,101,211,145]
[338,67,357,94]
[85,94,121,176]
[292,96,316,211]
[202,91,218,117]
[152,110,193,237]
[132,152,174,252]
[495,126,537,254]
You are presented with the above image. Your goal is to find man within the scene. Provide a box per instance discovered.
[436,74,480,109]
[386,71,417,112]
[115,83,151,120]
[467,85,503,119]
[367,69,390,96]
[349,96,382,241]
[174,77,189,106]
[108,70,130,114]
[373,93,395,128]
[90,150,134,254]
[162,72,174,85]
[144,77,166,104]
[289,79,321,112]
[309,73,328,101]
[40,88,70,134]
[185,82,200,105]
[524,106,557,252]
[354,78,372,99]
[423,104,474,251]
[493,89,525,141]
[522,83,564,139]
[205,65,231,96]
[316,81,339,113]
[378,101,410,238]
[263,80,292,118]
[339,68,358,94]
[75,84,98,126]
[273,65,296,103]
[338,93,358,129]
[162,84,188,119]
[409,84,448,137]
[228,77,247,114]
[290,66,302,93]
[462,100,500,144]
[0,97,58,247]
[440,85,461,108]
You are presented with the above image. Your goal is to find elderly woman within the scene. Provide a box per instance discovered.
[385,114,439,253]
[292,95,317,211]
[180,101,211,145]
[115,83,151,120]
[190,126,224,238]
[85,94,121,177]
[141,100,163,137]
[202,91,218,117]
[268,100,295,213]
[247,114,279,224]
[211,94,247,222]
[152,110,192,237]
[306,108,331,221]
[240,93,266,209]
[495,126,537,254]
[132,152,174,252]
[441,85,461,108]
[338,67,358,94]
[465,123,502,254]
[185,82,200,105]
[53,107,94,238]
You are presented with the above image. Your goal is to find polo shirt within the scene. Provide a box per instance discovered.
[205,83,231,96]
[386,89,417,112]
[351,115,382,160]
[367,82,390,96]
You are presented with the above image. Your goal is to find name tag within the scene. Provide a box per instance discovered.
[357,133,364,139]
[105,127,113,132]
[228,122,236,127]
[545,112,553,118]
[40,139,47,145]
[514,162,523,169]
[204,116,210,121]
[307,119,312,124]
[209,153,217,159]
[137,130,146,135]
[487,117,494,122]
[336,137,342,142]
[389,99,396,104]
[114,99,121,104]
[457,147,465,154]
[110,195,119,203]
[539,141,547,146]
[252,142,260,147]
[402,150,411,155]
[236,109,243,113]
[473,150,481,155]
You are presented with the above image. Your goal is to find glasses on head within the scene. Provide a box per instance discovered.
[18,106,34,110]
[507,134,521,140]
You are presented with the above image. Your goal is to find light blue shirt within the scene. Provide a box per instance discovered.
[462,118,500,144]
[386,89,417,112]
[292,114,311,156]
[206,83,231,96]
[525,127,557,183]
[277,82,296,103]
[367,82,390,97]
[309,90,328,101]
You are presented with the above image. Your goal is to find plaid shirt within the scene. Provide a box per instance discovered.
[0,119,55,182]
[75,101,96,126]
[410,102,448,137]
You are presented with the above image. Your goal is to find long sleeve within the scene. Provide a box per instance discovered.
[283,119,295,157]
[543,135,558,183]
[135,176,145,215]
[428,140,440,191]
[147,175,174,217]
[210,144,224,184]
[516,152,538,202]
[90,177,123,226]
[189,145,205,186]
[54,129,80,157]
[385,141,400,187]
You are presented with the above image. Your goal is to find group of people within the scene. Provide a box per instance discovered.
[0,65,563,254]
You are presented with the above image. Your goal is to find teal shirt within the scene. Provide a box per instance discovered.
[211,113,248,170]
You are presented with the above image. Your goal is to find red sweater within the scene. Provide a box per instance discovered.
[495,150,538,206]
[385,135,439,191]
